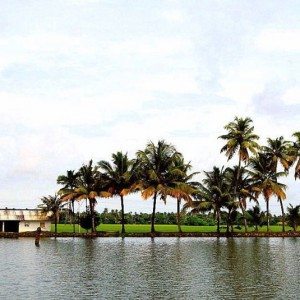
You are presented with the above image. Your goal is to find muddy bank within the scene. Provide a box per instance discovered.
[0,231,299,238]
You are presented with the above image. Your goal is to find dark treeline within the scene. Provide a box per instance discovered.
[39,116,300,235]
[59,208,282,228]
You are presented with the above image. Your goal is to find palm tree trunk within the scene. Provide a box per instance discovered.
[226,208,232,235]
[279,198,285,232]
[120,195,125,235]
[55,211,58,237]
[216,209,220,234]
[177,198,182,233]
[239,199,248,232]
[90,199,95,233]
[266,199,270,232]
[72,200,75,234]
[151,192,157,234]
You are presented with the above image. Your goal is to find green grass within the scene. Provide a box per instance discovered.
[52,223,297,233]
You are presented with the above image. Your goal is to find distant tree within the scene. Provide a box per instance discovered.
[286,204,300,231]
[38,194,66,236]
[247,205,265,231]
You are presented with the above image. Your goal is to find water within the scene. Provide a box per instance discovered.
[0,237,299,299]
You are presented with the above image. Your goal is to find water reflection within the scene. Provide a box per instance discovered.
[0,237,299,299]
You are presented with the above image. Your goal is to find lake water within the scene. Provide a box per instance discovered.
[0,237,299,299]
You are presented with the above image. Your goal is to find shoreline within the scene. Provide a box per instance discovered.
[1,231,299,238]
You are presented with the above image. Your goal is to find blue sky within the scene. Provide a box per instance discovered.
[0,0,299,214]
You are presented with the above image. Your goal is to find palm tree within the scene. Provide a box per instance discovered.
[262,136,293,231]
[219,116,260,232]
[291,132,300,179]
[60,160,110,233]
[247,205,265,231]
[225,166,256,231]
[184,166,232,234]
[57,170,79,233]
[136,140,184,234]
[167,156,199,232]
[98,152,138,235]
[248,153,287,232]
[38,194,65,236]
[286,204,300,231]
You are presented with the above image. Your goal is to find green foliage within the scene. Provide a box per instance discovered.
[79,212,100,231]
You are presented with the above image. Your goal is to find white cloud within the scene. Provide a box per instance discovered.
[218,62,267,104]
[161,10,185,23]
[256,29,300,52]
[282,87,300,105]
[105,37,193,57]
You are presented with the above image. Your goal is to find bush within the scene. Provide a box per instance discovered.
[79,212,100,231]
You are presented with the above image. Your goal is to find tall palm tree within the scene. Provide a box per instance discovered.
[98,152,138,235]
[219,116,260,232]
[225,166,255,231]
[262,136,293,231]
[38,194,65,236]
[291,132,300,179]
[248,153,287,232]
[136,140,184,234]
[57,170,79,233]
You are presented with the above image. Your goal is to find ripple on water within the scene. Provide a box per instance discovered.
[0,237,299,299]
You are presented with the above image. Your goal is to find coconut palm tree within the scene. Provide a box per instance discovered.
[184,166,232,234]
[60,160,110,233]
[38,194,65,236]
[225,165,256,231]
[291,132,300,179]
[98,152,138,235]
[57,170,80,233]
[286,204,300,231]
[247,205,265,231]
[248,153,287,232]
[262,136,293,231]
[219,116,260,231]
[167,156,199,232]
[136,140,184,234]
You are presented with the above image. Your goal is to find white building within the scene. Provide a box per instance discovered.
[0,208,51,233]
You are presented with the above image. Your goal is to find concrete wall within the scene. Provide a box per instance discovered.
[19,220,51,232]
[0,209,51,232]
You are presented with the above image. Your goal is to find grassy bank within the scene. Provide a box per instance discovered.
[52,224,298,233]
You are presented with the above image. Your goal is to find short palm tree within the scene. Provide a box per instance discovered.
[184,166,231,234]
[219,116,260,232]
[38,194,65,236]
[262,136,293,231]
[98,152,138,235]
[167,156,199,232]
[57,170,79,233]
[60,160,110,233]
[248,153,287,232]
[286,204,300,231]
[247,205,265,231]
[136,140,184,234]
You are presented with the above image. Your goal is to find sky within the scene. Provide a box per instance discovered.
[0,0,299,214]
